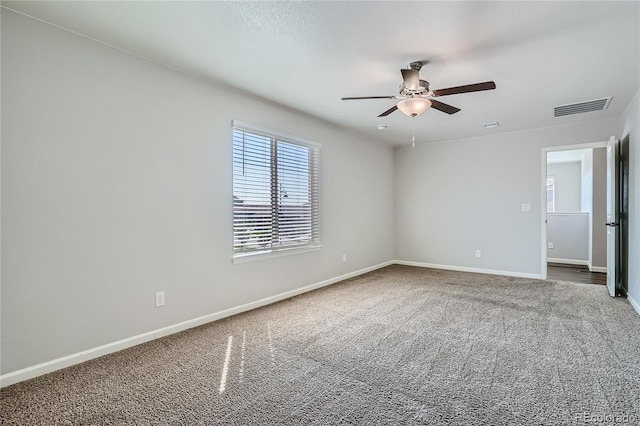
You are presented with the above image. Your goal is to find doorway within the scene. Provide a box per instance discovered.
[541,142,608,282]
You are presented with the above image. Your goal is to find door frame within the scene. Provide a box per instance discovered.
[540,141,609,279]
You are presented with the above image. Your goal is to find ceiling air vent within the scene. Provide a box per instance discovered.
[554,97,612,117]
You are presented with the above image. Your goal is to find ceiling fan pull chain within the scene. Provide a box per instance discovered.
[411,117,416,148]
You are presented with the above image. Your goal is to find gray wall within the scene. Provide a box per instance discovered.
[1,11,395,375]
[591,148,607,269]
[546,213,589,262]
[394,119,621,277]
[547,161,582,212]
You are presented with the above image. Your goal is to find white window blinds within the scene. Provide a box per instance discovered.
[232,121,320,258]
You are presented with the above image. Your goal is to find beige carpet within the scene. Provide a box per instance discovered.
[2,265,639,425]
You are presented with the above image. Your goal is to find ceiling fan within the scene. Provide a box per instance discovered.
[341,60,496,118]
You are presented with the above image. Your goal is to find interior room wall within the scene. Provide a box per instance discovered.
[581,149,594,266]
[546,213,589,263]
[394,118,621,277]
[621,90,639,311]
[1,11,395,377]
[581,150,593,214]
[591,148,607,270]
[547,161,582,212]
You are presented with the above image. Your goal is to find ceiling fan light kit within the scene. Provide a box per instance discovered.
[397,97,432,117]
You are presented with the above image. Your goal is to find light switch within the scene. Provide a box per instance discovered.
[521,203,531,212]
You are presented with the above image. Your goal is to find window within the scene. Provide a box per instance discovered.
[546,176,556,212]
[232,121,320,259]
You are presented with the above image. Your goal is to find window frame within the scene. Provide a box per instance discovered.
[231,120,321,263]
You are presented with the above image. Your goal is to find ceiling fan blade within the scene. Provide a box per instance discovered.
[341,96,396,100]
[401,69,420,91]
[377,105,398,117]
[432,81,496,97]
[430,99,461,115]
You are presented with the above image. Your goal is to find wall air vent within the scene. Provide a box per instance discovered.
[554,97,612,117]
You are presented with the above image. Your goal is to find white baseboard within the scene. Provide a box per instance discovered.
[589,266,607,273]
[0,261,393,388]
[394,260,543,280]
[628,293,640,316]
[547,258,590,266]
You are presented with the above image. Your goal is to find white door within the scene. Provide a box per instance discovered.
[606,136,619,297]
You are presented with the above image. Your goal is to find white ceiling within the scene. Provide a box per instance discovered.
[3,1,639,146]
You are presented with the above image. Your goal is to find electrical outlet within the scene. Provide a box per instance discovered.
[155,291,165,308]
[475,250,481,258]
[548,242,554,249]
[342,254,347,263]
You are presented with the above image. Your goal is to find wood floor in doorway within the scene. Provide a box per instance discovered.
[547,263,606,285]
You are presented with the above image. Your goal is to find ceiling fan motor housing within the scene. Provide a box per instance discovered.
[400,79,430,97]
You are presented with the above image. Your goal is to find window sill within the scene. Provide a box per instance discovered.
[232,245,323,264]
